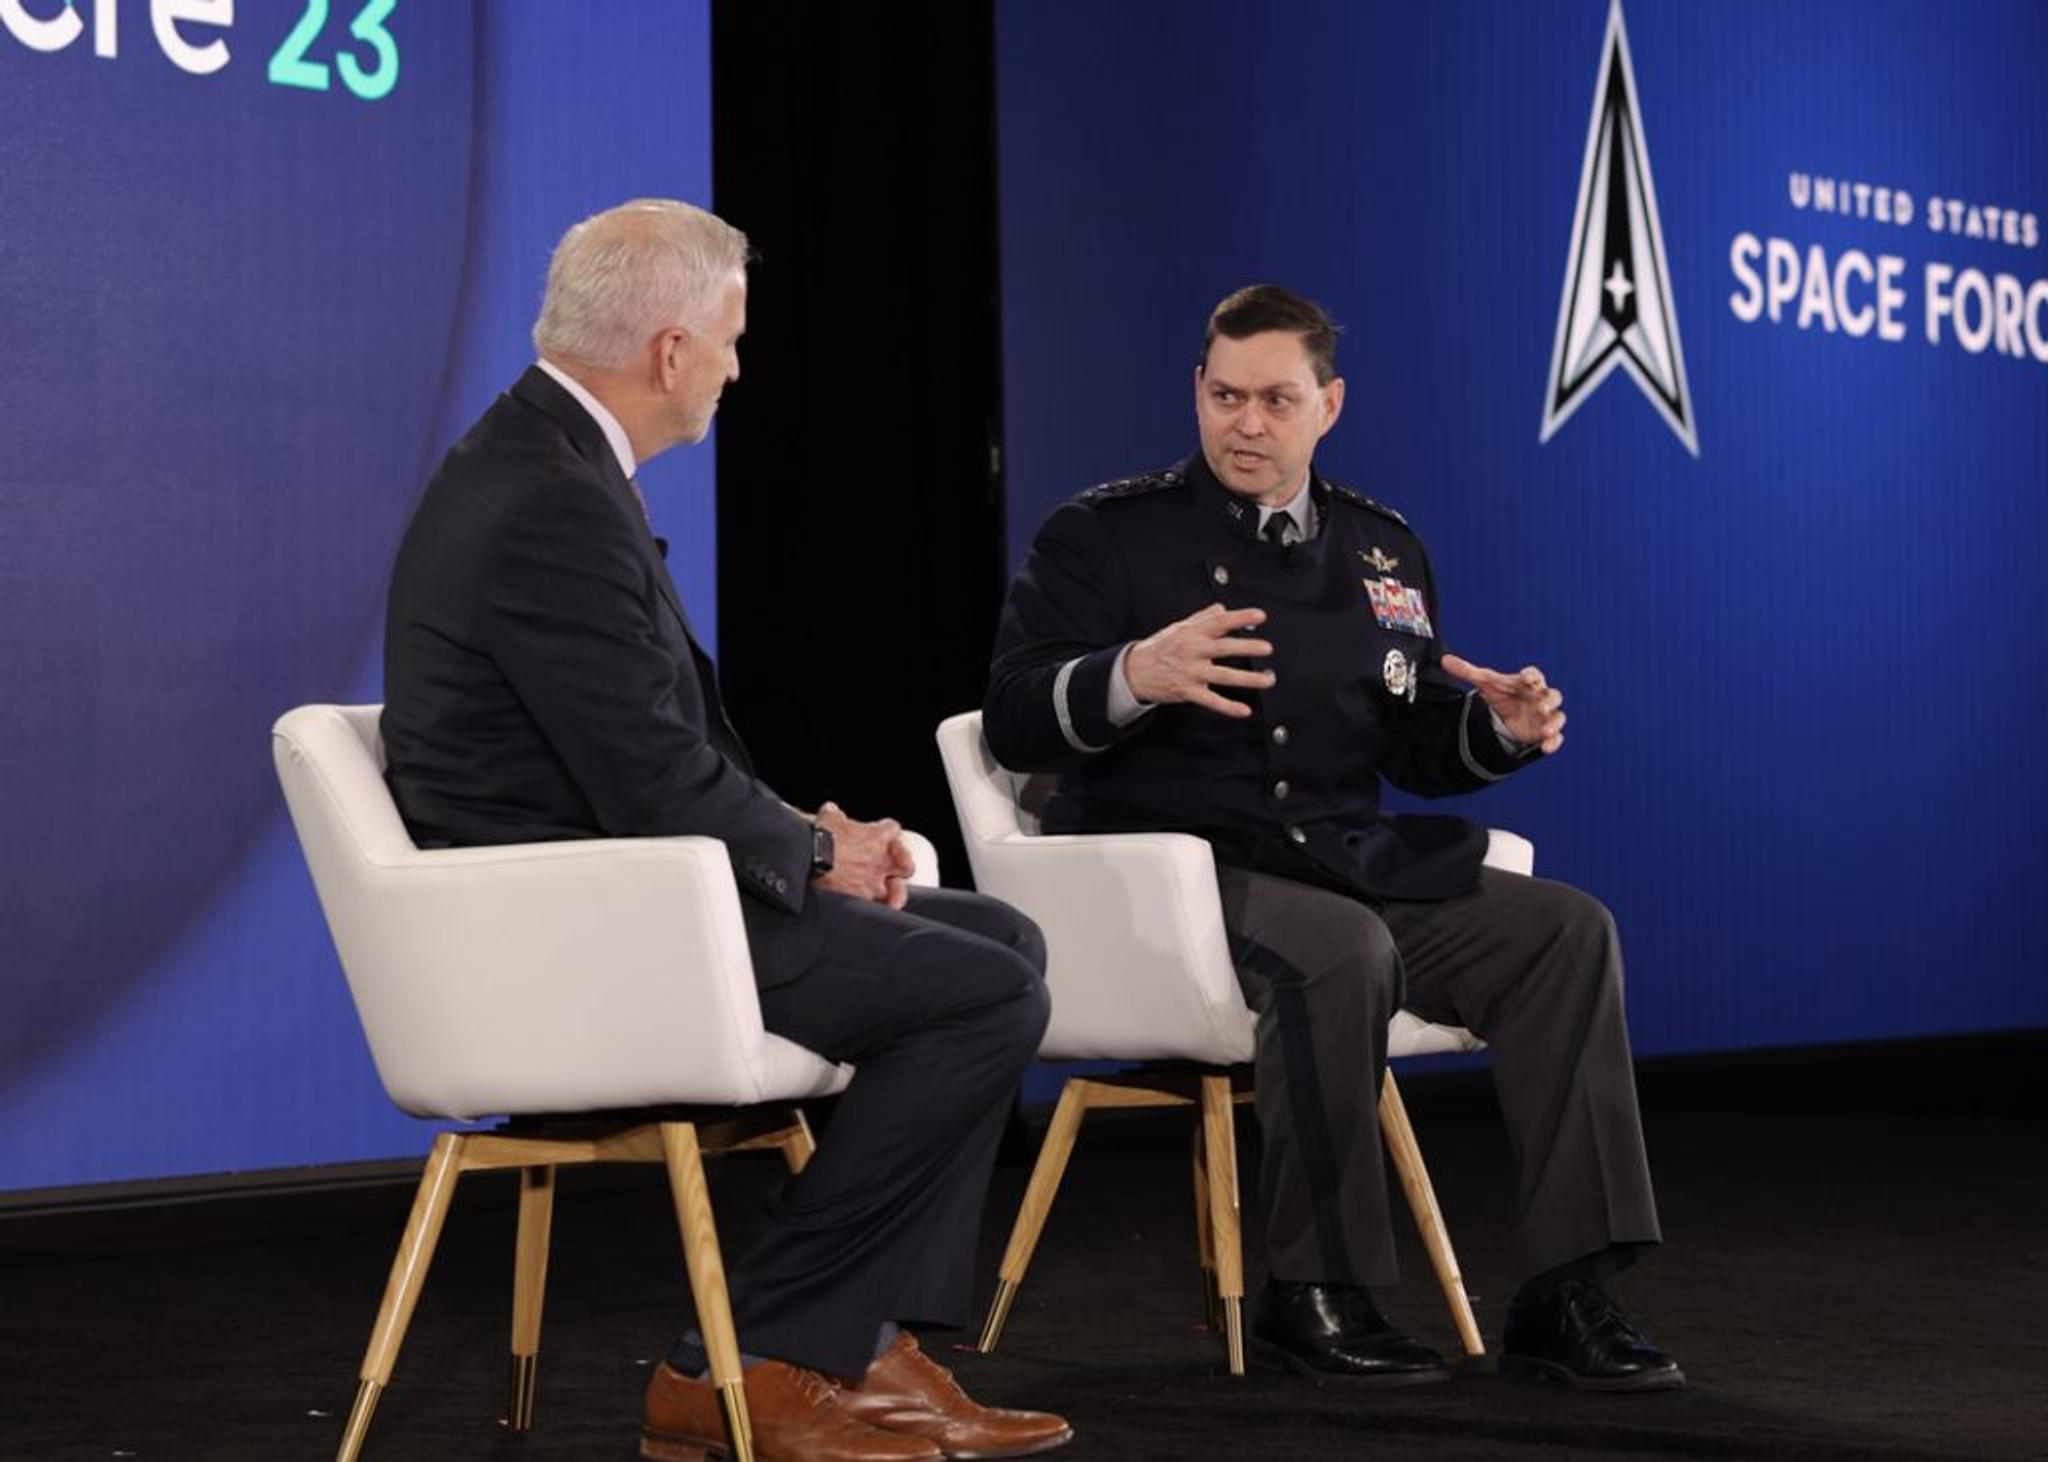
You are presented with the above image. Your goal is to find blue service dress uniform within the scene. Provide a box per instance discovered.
[985,452,1661,1287]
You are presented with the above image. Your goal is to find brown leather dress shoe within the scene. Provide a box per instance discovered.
[835,1333,1073,1459]
[642,1359,944,1462]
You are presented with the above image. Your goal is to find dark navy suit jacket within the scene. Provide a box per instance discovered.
[382,366,823,982]
[985,453,1533,902]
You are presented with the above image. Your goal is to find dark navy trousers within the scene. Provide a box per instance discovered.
[725,887,1048,1379]
[1219,866,1661,1290]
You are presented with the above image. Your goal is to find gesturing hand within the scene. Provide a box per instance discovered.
[813,801,915,909]
[1438,653,1567,755]
[1124,603,1275,719]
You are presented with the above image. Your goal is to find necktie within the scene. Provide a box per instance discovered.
[1261,512,1296,548]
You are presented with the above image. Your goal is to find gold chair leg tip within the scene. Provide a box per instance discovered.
[1222,1301,1245,1377]
[977,1281,1018,1353]
[506,1353,540,1431]
[718,1379,755,1462]
[334,1380,383,1462]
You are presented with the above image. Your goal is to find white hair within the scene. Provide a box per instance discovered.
[531,199,749,369]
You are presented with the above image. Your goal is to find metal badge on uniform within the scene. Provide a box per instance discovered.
[1362,575,1435,637]
[1360,546,1400,573]
[1383,648,1418,703]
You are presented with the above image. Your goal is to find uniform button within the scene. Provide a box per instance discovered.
[1272,779,1291,800]
[1286,825,1307,845]
[1271,724,1290,746]
[1211,565,1230,587]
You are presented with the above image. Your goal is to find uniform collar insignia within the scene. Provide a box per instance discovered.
[1185,452,1262,537]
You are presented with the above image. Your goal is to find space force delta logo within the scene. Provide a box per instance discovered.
[1540,0,1699,457]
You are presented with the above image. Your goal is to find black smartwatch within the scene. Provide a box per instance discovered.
[810,821,836,876]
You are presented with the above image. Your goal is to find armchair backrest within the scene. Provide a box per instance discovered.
[286,704,417,860]
[936,712,1037,846]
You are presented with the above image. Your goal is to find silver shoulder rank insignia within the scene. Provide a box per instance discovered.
[1383,648,1417,703]
[1361,547,1400,573]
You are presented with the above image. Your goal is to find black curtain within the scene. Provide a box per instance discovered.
[712,1,1004,883]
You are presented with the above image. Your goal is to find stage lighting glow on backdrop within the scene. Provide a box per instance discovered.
[0,2,717,1192]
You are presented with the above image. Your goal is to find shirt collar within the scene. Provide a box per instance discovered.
[536,358,638,481]
[1255,474,1316,543]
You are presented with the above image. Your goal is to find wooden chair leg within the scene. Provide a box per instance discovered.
[777,1109,816,1174]
[1379,1070,1485,1358]
[1190,1118,1220,1331]
[507,1164,555,1431]
[335,1133,467,1462]
[977,1078,1089,1353]
[1198,1075,1246,1375]
[660,1123,756,1462]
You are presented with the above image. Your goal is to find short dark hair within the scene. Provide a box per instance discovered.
[1203,285,1342,385]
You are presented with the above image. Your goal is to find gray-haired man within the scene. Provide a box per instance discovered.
[385,200,1073,1462]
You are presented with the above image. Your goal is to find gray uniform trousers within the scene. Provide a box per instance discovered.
[1217,865,1662,1290]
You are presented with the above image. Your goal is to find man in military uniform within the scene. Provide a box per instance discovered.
[984,285,1679,1391]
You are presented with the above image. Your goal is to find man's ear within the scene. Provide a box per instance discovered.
[654,327,688,389]
[1319,375,1346,438]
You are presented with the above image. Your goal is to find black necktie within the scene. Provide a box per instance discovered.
[1261,512,1296,548]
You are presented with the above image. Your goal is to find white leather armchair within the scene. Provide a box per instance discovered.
[937,710,1524,1372]
[274,704,937,1462]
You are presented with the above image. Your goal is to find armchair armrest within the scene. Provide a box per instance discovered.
[968,830,1254,1064]
[324,836,846,1119]
[899,829,940,888]
[1484,828,1534,877]
[967,824,1529,1066]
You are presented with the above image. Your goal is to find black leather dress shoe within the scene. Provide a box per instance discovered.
[1248,1280,1451,1386]
[1500,1279,1685,1392]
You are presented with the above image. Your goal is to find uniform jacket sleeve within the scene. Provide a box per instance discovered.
[984,499,1155,772]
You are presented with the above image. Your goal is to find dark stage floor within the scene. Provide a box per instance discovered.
[4,1037,2045,1461]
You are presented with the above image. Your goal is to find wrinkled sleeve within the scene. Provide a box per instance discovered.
[984,500,1154,772]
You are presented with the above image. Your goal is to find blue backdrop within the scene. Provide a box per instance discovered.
[0,1,717,1194]
[995,0,2048,1058]
[5,0,2043,1198]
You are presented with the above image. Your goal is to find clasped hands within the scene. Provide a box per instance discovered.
[1124,601,1566,754]
[812,800,914,908]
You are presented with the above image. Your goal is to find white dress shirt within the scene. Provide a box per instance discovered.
[537,357,638,482]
